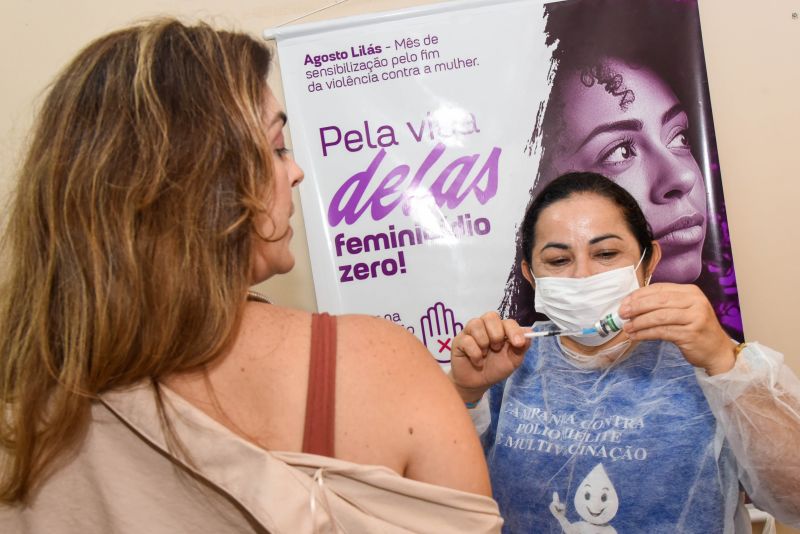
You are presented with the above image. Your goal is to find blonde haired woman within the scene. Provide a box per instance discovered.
[0,20,501,532]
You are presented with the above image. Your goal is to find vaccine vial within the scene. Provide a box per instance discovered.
[594,312,626,337]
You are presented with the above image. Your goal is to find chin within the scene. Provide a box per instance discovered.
[279,262,295,276]
[275,255,296,276]
[250,255,295,285]
[651,253,702,284]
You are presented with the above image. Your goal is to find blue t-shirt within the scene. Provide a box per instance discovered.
[483,330,740,533]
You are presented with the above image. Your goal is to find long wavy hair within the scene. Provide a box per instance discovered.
[0,19,275,502]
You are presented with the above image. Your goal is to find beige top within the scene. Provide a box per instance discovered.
[0,383,502,533]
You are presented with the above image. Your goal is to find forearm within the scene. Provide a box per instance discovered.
[447,371,489,403]
[447,371,492,435]
[695,342,800,525]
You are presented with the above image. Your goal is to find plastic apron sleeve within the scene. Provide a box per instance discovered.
[695,342,800,527]
[468,394,491,436]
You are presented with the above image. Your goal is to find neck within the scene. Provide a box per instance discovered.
[560,330,636,356]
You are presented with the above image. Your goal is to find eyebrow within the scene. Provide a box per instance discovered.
[661,103,685,126]
[540,242,569,252]
[574,104,688,152]
[589,233,622,245]
[575,119,643,151]
[539,234,621,252]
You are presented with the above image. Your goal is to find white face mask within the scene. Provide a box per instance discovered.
[532,251,647,347]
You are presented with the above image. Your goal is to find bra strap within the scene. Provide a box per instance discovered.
[302,313,337,457]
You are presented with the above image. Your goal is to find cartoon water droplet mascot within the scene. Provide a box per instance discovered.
[549,463,619,534]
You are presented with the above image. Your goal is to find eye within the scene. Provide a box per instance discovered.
[598,138,637,165]
[601,493,608,502]
[545,257,570,267]
[594,250,619,261]
[584,492,591,501]
[273,130,290,159]
[667,128,691,150]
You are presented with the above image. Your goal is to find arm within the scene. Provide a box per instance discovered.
[549,492,575,533]
[447,311,530,403]
[336,315,492,497]
[447,312,530,435]
[620,284,800,525]
[465,394,492,436]
[694,342,800,526]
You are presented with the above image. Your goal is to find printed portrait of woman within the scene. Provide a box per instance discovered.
[500,0,743,340]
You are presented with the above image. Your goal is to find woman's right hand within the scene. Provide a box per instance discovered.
[449,311,530,402]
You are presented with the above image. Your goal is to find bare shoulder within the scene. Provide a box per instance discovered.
[336,314,427,361]
[242,301,311,330]
[335,314,492,496]
[335,314,447,388]
[237,302,316,357]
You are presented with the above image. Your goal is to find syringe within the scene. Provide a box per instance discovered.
[523,327,597,338]
[522,311,628,339]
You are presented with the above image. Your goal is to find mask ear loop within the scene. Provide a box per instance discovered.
[635,247,652,286]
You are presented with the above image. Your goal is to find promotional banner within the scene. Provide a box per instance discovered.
[270,0,743,364]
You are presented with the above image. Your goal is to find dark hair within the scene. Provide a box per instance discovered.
[520,171,654,268]
[530,0,707,172]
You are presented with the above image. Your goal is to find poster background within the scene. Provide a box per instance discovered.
[273,0,556,362]
[273,0,743,362]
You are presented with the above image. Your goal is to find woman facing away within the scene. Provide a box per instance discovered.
[452,173,800,533]
[0,20,501,533]
[503,0,743,340]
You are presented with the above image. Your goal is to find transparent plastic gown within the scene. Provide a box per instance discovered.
[694,342,800,527]
[470,327,800,533]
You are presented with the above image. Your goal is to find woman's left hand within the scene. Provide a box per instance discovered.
[618,283,736,376]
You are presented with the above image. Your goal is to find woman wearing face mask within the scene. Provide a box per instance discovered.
[451,172,800,533]
[502,0,742,341]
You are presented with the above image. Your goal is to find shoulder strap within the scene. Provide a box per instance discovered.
[302,312,337,457]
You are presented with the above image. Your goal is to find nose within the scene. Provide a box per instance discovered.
[648,149,700,204]
[289,156,304,187]
[573,256,594,278]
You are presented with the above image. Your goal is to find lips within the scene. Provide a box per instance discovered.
[654,213,705,247]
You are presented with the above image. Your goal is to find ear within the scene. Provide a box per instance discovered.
[644,240,662,284]
[521,260,536,290]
